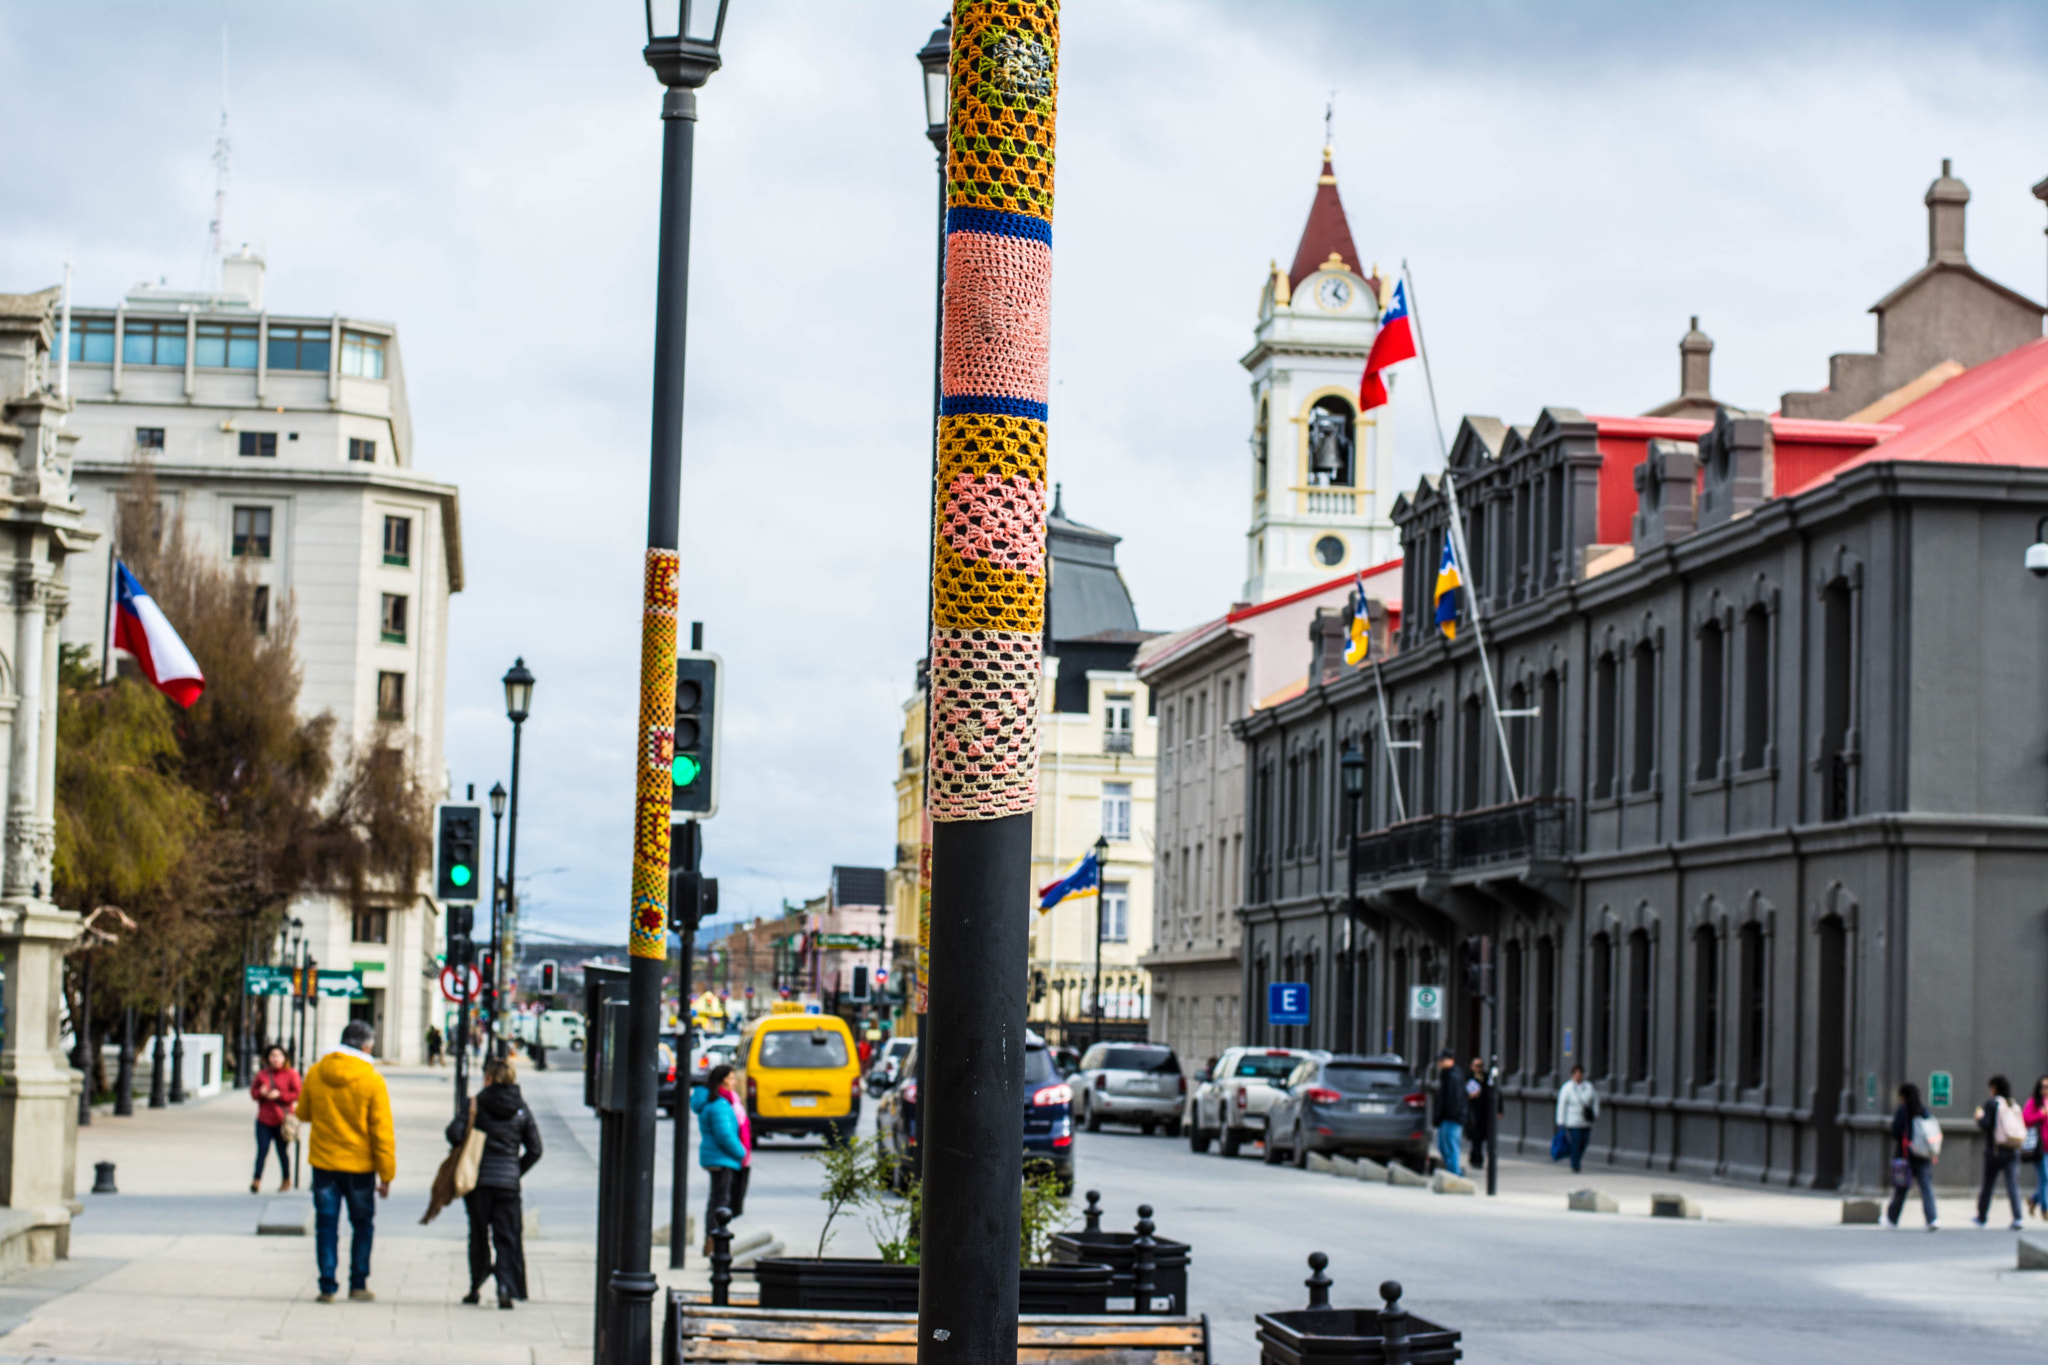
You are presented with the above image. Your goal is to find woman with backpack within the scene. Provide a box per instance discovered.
[2023,1075,2048,1220]
[690,1064,751,1254]
[1973,1074,2026,1230]
[1884,1082,1939,1230]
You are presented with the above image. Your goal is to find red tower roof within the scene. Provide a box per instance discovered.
[1287,147,1363,294]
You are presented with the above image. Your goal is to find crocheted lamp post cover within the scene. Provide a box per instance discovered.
[928,0,1058,823]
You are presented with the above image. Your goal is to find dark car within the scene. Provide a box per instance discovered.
[1263,1054,1431,1170]
[878,1033,1074,1191]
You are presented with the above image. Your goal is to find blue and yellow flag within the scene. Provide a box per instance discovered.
[1433,538,1461,640]
[1037,849,1101,914]
[1343,572,1372,666]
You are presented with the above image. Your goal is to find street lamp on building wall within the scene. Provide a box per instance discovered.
[2025,515,2048,577]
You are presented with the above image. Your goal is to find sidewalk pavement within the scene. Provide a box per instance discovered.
[0,1058,705,1364]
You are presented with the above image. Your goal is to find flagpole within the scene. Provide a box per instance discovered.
[1371,658,1409,822]
[100,540,116,686]
[1401,261,1522,804]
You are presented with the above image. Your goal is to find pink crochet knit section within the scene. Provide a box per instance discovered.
[928,627,1040,820]
[943,472,1046,575]
[941,232,1052,402]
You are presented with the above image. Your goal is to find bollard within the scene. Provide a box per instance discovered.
[1132,1205,1157,1315]
[1303,1251,1332,1310]
[1377,1280,1409,1365]
[709,1205,734,1308]
[91,1161,117,1195]
[1081,1189,1103,1234]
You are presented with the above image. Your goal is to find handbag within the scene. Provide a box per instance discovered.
[1550,1128,1570,1162]
[277,1112,301,1145]
[1909,1113,1942,1160]
[453,1101,486,1196]
[1890,1155,1911,1189]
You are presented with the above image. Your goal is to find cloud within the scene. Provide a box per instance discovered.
[5,0,2045,939]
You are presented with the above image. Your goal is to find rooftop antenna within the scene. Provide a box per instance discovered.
[1324,91,1335,148]
[206,24,230,289]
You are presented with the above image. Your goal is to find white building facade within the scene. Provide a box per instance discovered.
[57,252,461,1064]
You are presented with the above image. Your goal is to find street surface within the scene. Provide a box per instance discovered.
[1,1055,2038,1364]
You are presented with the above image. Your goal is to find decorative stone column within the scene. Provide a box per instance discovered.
[0,289,99,1270]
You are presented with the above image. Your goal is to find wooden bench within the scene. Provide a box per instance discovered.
[666,1301,1211,1365]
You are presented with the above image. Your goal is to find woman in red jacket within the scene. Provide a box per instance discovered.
[250,1045,302,1193]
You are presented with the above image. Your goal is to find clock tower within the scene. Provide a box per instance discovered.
[1240,146,1395,603]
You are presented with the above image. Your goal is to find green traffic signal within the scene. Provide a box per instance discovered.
[451,865,472,888]
[673,754,702,788]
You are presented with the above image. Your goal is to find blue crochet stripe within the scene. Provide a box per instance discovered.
[945,206,1052,246]
[941,394,1049,422]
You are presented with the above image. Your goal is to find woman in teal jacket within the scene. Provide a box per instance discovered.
[690,1064,750,1253]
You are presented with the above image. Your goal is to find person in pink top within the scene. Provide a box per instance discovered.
[2025,1074,2048,1220]
[250,1044,302,1193]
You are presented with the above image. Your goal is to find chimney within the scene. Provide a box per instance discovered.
[1631,439,1699,553]
[1695,408,1773,530]
[221,246,265,308]
[1678,316,1712,401]
[1310,608,1348,688]
[1926,158,1969,266]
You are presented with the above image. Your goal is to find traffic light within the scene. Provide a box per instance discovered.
[446,901,476,967]
[668,867,719,933]
[671,651,723,819]
[849,965,871,1003]
[434,803,483,902]
[538,960,559,993]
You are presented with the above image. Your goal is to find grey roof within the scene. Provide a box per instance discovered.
[1047,490,1140,643]
[830,866,888,909]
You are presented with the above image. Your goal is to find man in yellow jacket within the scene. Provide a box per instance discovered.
[295,1019,396,1302]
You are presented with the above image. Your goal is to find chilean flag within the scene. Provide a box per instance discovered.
[1359,279,1416,412]
[112,562,205,708]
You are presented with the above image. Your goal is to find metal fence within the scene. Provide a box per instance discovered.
[1350,797,1574,882]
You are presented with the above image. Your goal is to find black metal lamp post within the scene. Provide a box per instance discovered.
[1091,833,1110,1046]
[485,780,507,1067]
[612,6,727,1364]
[1339,744,1365,1055]
[500,659,533,1060]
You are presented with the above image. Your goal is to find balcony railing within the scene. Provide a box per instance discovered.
[1104,730,1134,755]
[1349,797,1575,884]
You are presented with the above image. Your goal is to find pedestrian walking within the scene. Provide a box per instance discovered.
[1974,1074,2027,1229]
[1465,1057,1492,1171]
[295,1020,395,1303]
[1884,1081,1941,1230]
[691,1063,751,1251]
[1554,1065,1598,1173]
[445,1058,542,1309]
[249,1044,301,1194]
[2024,1075,2048,1220]
[426,1025,443,1067]
[1432,1052,1467,1178]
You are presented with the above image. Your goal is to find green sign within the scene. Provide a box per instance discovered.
[1929,1070,1952,1107]
[818,934,884,951]
[245,965,293,997]
[316,969,366,999]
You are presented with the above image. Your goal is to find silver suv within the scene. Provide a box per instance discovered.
[1074,1042,1184,1135]
[1184,1046,1322,1157]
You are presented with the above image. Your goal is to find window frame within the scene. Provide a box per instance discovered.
[68,316,116,364]
[195,320,260,370]
[265,322,332,373]
[1100,781,1132,842]
[382,515,412,567]
[1099,881,1130,943]
[376,670,406,721]
[230,505,273,559]
[350,437,379,464]
[341,329,388,379]
[379,593,409,645]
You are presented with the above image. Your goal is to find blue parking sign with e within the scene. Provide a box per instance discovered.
[1269,982,1310,1026]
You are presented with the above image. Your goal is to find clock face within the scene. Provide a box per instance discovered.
[1315,275,1353,311]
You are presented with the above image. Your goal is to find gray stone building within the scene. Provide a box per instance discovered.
[1236,163,2048,1191]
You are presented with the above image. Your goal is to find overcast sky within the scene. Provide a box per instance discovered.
[5,2,2046,943]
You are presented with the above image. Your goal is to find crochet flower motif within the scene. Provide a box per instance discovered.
[943,473,1045,575]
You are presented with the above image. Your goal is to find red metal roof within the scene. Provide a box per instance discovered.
[1225,556,1403,624]
[1287,151,1363,294]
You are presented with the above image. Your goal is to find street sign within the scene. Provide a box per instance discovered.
[1929,1070,1953,1107]
[1268,981,1310,1027]
[244,964,292,996]
[439,963,482,1003]
[818,933,884,951]
[1408,984,1444,1021]
[316,969,366,999]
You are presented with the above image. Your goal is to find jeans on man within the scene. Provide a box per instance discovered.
[1566,1126,1592,1173]
[312,1168,378,1295]
[1436,1120,1464,1177]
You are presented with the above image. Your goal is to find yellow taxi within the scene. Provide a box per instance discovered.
[738,1004,861,1142]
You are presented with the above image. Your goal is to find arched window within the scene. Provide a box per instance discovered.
[1253,397,1270,495]
[1594,653,1619,799]
[1539,671,1562,796]
[1306,396,1356,486]
[1588,932,1614,1078]
[1459,695,1484,811]
[1631,641,1657,793]
[1506,681,1529,800]
[1627,929,1653,1083]
[1502,939,1525,1073]
[1821,582,1854,820]
[1741,604,1771,769]
[1697,620,1724,780]
[1692,924,1719,1085]
[1535,935,1557,1076]
[1737,922,1766,1089]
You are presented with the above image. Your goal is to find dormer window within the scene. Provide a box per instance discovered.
[1306,396,1354,486]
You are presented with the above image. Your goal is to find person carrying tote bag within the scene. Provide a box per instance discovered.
[421,1098,486,1226]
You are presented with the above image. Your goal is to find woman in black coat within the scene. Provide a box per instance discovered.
[446,1058,544,1308]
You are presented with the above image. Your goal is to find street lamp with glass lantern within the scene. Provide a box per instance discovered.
[497,660,533,1064]
[479,780,507,1061]
[1091,832,1110,1046]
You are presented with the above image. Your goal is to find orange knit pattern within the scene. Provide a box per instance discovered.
[947,1,1059,219]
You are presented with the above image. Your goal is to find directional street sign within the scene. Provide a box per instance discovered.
[244,965,292,996]
[1408,984,1444,1021]
[1268,981,1310,1027]
[439,963,483,1004]
[315,969,366,999]
[817,933,884,951]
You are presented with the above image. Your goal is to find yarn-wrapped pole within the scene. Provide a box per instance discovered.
[919,4,1058,1363]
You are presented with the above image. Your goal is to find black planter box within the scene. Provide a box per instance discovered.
[1049,1230,1192,1313]
[752,1258,1115,1314]
[1256,1307,1462,1365]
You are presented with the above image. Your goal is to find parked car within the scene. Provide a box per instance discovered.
[878,1032,1074,1191]
[1184,1046,1322,1157]
[657,1032,685,1114]
[692,1036,738,1084]
[1262,1053,1431,1170]
[1073,1042,1184,1135]
[866,1037,915,1096]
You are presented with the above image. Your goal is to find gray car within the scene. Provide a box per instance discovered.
[1073,1042,1184,1134]
[1263,1054,1432,1170]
